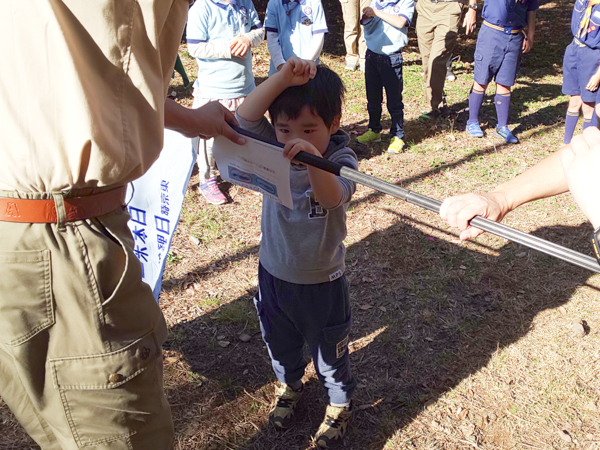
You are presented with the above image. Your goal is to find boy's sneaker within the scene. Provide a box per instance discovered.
[466,121,484,138]
[387,136,405,154]
[269,383,303,429]
[494,125,518,144]
[314,403,352,448]
[356,129,381,143]
[199,178,227,205]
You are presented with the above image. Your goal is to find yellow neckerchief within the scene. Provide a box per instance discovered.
[577,0,600,38]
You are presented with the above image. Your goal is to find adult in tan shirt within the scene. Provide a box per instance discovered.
[0,1,243,448]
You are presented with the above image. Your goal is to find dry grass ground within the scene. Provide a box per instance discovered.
[2,1,600,449]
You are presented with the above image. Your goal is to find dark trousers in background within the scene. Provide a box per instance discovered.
[365,49,405,139]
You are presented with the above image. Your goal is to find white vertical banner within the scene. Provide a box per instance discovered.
[126,129,196,300]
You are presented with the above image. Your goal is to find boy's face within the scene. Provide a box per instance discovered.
[273,105,340,155]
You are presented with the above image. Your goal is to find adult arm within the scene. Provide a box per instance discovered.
[164,99,245,144]
[463,2,477,35]
[440,148,568,239]
[561,127,600,228]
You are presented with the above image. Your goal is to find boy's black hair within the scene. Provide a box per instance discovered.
[268,65,345,128]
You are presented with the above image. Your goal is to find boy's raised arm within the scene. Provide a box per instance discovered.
[237,57,317,122]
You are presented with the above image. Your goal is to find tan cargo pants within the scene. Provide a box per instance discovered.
[0,190,173,449]
[340,0,371,67]
[416,0,463,111]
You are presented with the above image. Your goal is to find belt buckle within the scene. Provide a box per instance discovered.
[503,27,511,34]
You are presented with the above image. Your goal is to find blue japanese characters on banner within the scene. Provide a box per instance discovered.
[126,129,196,300]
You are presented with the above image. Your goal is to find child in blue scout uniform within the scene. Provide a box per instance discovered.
[466,0,538,144]
[265,0,328,75]
[187,0,263,204]
[355,0,414,154]
[562,0,600,144]
[236,57,358,448]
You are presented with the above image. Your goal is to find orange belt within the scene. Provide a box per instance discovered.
[0,186,127,223]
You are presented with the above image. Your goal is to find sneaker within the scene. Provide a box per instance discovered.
[466,121,484,138]
[356,129,381,143]
[494,125,518,144]
[387,136,405,154]
[314,403,352,448]
[199,178,227,205]
[344,60,358,71]
[269,383,303,429]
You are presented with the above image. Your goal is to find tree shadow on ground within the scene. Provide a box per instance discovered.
[165,216,595,449]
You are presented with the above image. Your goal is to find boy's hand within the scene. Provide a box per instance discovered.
[282,138,320,163]
[587,72,600,92]
[362,6,376,19]
[522,34,533,53]
[230,35,251,57]
[280,57,317,86]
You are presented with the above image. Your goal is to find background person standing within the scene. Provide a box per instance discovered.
[341,0,371,71]
[416,0,477,119]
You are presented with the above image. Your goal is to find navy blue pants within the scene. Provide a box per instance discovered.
[365,48,405,139]
[254,263,356,405]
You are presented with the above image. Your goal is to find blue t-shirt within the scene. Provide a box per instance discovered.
[571,0,600,49]
[187,0,262,99]
[265,0,328,73]
[482,0,539,30]
[363,0,414,55]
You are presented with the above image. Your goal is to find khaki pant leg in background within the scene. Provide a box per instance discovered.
[0,198,173,450]
[341,0,370,66]
[416,1,462,110]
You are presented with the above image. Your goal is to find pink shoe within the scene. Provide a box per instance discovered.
[199,178,227,205]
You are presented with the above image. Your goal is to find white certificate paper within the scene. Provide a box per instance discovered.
[212,132,293,209]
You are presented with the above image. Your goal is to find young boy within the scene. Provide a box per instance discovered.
[265,0,328,75]
[237,58,358,448]
[562,0,600,145]
[465,0,538,144]
[187,0,263,204]
[355,0,414,154]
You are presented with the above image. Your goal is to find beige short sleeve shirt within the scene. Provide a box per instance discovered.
[0,0,188,192]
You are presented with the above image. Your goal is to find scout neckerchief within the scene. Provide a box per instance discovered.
[577,0,600,37]
[375,0,399,10]
[282,0,299,14]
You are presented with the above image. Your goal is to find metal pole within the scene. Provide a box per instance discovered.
[231,126,600,273]
[293,151,600,274]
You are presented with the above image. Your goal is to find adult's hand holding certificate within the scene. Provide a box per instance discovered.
[212,127,293,209]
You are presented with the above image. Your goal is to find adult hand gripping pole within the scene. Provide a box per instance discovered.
[231,126,600,273]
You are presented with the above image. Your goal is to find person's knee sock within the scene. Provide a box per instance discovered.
[583,116,593,130]
[591,108,598,128]
[564,110,579,144]
[495,93,511,128]
[468,88,485,124]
